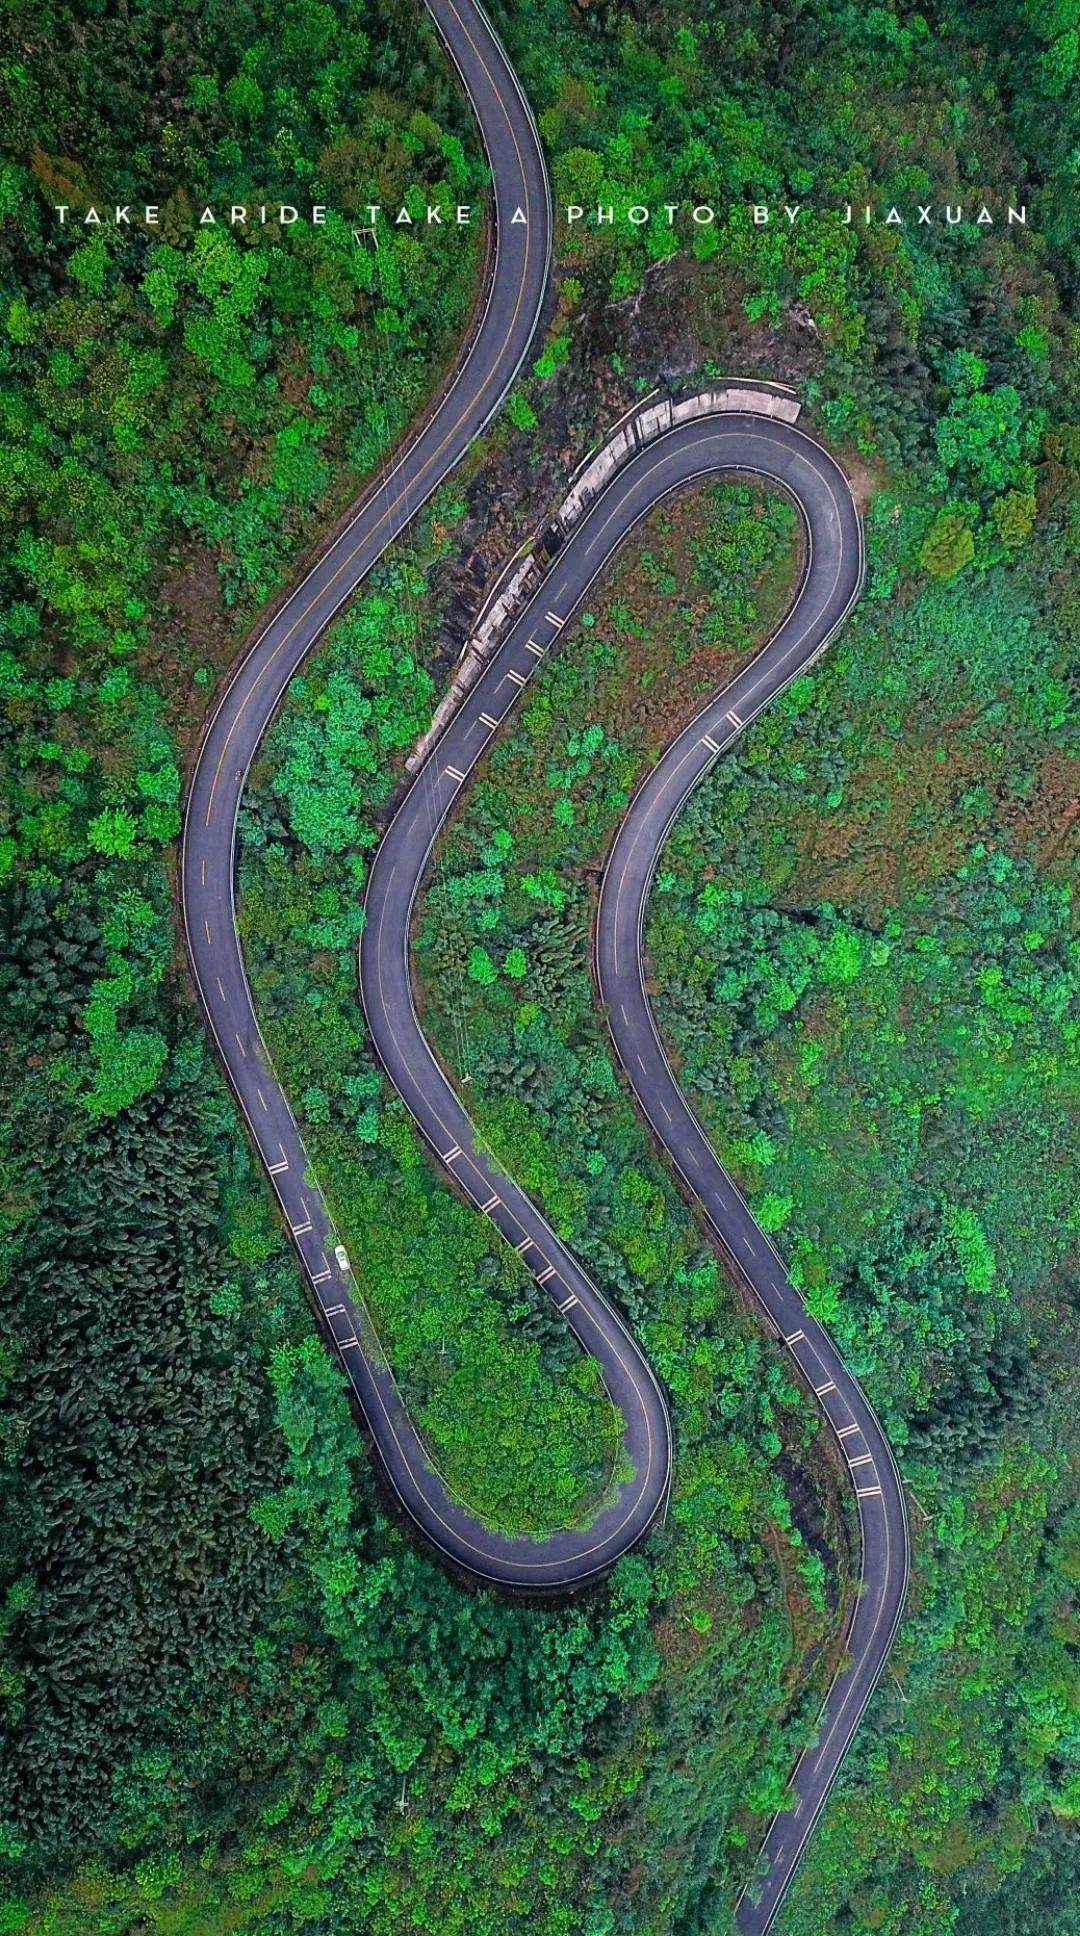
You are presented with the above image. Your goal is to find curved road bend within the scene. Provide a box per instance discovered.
[592,427,909,1931]
[365,409,909,1924]
[182,0,678,1593]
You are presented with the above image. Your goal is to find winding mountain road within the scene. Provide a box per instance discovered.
[181,0,909,1925]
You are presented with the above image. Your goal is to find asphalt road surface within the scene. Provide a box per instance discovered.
[181,0,909,1925]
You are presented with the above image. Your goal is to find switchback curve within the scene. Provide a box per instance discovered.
[181,0,571,1579]
[592,421,910,1931]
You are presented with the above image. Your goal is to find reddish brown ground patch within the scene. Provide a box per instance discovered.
[594,489,802,750]
[1000,747,1080,880]
[838,448,886,517]
[790,716,990,914]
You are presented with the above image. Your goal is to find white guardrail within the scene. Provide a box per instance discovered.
[405,379,801,773]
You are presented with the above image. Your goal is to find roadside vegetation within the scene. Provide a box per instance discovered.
[236,520,624,1535]
[1,1,1078,1934]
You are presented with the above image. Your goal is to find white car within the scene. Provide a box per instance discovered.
[334,1244,351,1273]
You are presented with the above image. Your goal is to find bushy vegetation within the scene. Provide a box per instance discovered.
[236,531,623,1534]
[2,0,1078,1932]
[647,484,1078,1933]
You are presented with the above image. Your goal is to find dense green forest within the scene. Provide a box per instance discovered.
[2,0,1078,1933]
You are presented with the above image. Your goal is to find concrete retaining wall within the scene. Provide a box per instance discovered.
[672,383,800,425]
[405,378,801,773]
